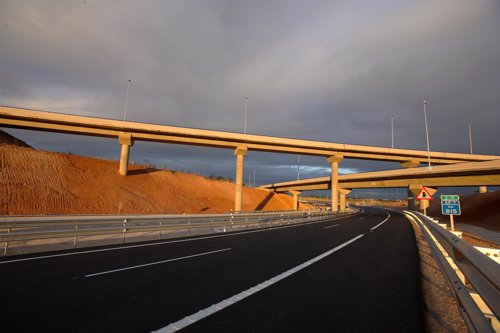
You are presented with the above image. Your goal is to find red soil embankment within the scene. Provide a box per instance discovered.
[0,144,297,215]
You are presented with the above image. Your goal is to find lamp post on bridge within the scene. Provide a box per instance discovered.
[468,122,473,154]
[423,100,432,171]
[468,122,486,193]
[123,79,131,121]
[244,96,248,134]
[391,114,394,149]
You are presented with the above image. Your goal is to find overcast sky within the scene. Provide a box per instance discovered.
[1,0,499,196]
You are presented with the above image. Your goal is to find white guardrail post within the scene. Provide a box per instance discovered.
[122,219,127,244]
[73,222,79,248]
[4,224,10,256]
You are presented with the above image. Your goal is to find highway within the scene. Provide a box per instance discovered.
[0,207,424,332]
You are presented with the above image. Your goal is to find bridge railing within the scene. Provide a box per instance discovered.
[403,210,500,333]
[0,209,356,256]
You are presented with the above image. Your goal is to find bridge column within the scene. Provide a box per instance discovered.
[234,146,248,212]
[339,189,352,211]
[118,133,134,176]
[327,155,343,212]
[407,184,421,211]
[479,186,487,193]
[290,191,302,210]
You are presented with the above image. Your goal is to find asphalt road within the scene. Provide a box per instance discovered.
[0,207,423,332]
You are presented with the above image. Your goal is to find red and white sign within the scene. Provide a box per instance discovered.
[416,187,433,200]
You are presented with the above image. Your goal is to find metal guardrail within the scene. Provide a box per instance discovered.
[0,210,353,256]
[404,210,500,333]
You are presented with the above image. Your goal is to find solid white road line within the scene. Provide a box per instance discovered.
[370,214,391,231]
[153,234,365,333]
[324,224,340,229]
[84,248,231,278]
[0,213,360,265]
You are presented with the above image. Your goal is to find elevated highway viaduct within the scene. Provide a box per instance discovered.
[260,159,500,211]
[1,105,499,212]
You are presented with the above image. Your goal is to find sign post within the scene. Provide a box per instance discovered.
[440,195,461,231]
[416,187,434,215]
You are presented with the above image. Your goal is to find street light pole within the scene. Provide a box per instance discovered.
[468,122,473,154]
[391,114,394,149]
[423,100,431,170]
[123,79,131,121]
[244,96,248,134]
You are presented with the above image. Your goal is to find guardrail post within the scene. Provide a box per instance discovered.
[211,219,214,233]
[3,226,10,256]
[188,220,191,236]
[122,219,127,243]
[73,222,79,248]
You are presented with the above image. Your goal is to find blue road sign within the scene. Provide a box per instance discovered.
[441,200,461,215]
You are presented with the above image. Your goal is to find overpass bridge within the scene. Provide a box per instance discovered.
[260,159,500,211]
[1,105,499,212]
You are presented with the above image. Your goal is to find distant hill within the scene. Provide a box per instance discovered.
[0,143,298,215]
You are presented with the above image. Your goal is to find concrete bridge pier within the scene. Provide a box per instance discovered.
[290,191,302,210]
[403,162,422,211]
[407,184,421,211]
[479,186,488,193]
[118,133,134,176]
[234,146,248,212]
[339,188,352,211]
[327,155,344,212]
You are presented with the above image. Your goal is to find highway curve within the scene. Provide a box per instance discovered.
[0,207,423,332]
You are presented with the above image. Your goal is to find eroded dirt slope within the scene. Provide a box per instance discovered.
[0,144,296,215]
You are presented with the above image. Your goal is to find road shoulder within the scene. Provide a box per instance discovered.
[408,216,468,332]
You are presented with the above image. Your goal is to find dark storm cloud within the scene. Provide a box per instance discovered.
[1,0,499,193]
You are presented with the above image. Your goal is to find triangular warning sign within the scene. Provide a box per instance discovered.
[416,187,433,200]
